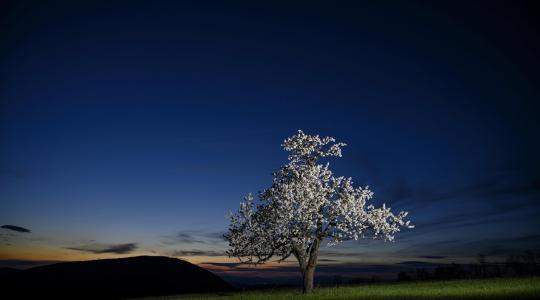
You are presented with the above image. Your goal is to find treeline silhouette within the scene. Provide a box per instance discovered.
[397,251,540,282]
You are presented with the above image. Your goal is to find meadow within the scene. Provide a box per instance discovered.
[139,277,540,300]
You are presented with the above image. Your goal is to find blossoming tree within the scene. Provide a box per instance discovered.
[225,130,413,293]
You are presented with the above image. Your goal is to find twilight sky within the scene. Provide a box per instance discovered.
[1,0,539,283]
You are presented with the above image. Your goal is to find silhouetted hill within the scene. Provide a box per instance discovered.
[3,256,234,299]
[0,267,22,280]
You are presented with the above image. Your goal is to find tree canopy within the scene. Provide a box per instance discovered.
[226,130,413,292]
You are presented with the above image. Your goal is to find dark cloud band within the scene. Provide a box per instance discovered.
[66,243,137,254]
[1,225,31,233]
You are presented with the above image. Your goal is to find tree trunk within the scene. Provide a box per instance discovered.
[300,238,321,293]
[302,264,316,293]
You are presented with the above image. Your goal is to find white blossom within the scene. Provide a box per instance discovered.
[226,129,413,270]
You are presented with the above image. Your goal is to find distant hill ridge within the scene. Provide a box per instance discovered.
[2,255,234,299]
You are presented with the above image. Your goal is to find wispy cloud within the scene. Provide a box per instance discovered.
[418,255,447,259]
[66,243,138,254]
[161,230,226,246]
[397,234,540,258]
[163,233,206,245]
[171,249,225,256]
[1,225,31,233]
[318,258,340,262]
[392,174,540,210]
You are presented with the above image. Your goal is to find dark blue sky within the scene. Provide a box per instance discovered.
[1,0,539,278]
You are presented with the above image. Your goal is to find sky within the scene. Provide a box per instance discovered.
[1,0,539,284]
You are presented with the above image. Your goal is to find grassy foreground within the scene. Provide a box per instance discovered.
[139,277,540,299]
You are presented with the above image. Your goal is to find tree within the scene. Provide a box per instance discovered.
[225,130,413,293]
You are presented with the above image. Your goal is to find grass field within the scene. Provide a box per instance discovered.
[138,277,540,299]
